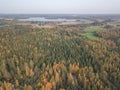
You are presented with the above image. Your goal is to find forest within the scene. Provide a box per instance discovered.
[0,16,120,90]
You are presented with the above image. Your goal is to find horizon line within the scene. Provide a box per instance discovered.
[0,13,120,15]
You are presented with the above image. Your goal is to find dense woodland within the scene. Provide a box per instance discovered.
[0,19,120,90]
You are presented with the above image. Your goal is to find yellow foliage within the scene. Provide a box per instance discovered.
[15,79,19,87]
[45,82,52,90]
[3,81,13,90]
[41,86,45,90]
[24,84,33,90]
[25,63,34,77]
[55,72,60,83]
[0,87,4,90]
[37,82,43,87]
[52,82,56,90]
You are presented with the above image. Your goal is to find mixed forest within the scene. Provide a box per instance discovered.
[0,18,120,90]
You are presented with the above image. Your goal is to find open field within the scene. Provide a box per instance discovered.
[81,26,104,40]
[82,33,100,40]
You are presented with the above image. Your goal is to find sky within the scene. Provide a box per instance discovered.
[0,0,120,14]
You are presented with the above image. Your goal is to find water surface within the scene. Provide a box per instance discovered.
[19,17,77,22]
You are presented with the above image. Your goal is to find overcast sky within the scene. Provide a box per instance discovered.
[0,0,120,14]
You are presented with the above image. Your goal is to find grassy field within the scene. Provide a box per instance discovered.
[82,26,103,40]
[83,33,99,40]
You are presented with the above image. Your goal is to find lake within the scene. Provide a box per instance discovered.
[0,25,9,27]
[19,17,77,22]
